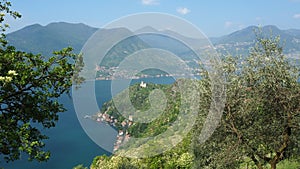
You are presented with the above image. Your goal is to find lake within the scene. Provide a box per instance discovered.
[2,77,175,169]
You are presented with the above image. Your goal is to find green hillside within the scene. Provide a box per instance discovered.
[6,22,98,56]
[100,34,150,68]
[96,81,180,137]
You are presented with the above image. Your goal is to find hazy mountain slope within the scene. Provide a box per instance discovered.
[6,22,300,70]
[214,25,300,54]
[6,22,98,56]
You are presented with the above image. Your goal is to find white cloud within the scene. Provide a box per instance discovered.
[238,24,245,30]
[293,13,300,19]
[255,17,264,25]
[176,7,191,15]
[142,0,159,5]
[255,16,262,21]
[224,21,233,28]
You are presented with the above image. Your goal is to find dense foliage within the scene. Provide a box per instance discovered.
[0,0,84,163]
[90,136,194,169]
[193,34,300,169]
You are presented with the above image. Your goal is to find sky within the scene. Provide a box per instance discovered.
[5,0,300,37]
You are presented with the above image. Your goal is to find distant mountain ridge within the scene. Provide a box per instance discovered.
[213,25,300,55]
[6,23,300,68]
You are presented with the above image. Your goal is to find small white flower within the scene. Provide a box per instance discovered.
[0,76,5,81]
[8,70,18,76]
[265,57,270,61]
[5,76,12,82]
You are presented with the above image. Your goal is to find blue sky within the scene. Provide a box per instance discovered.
[6,0,300,37]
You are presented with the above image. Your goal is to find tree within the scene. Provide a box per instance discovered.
[0,0,84,162]
[90,133,194,168]
[193,34,300,169]
[91,155,139,169]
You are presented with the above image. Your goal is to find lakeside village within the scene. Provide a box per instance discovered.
[95,65,202,80]
[90,81,148,152]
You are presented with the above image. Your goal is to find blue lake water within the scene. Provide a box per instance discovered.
[2,77,175,169]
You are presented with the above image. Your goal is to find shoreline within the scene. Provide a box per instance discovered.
[90,112,132,152]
